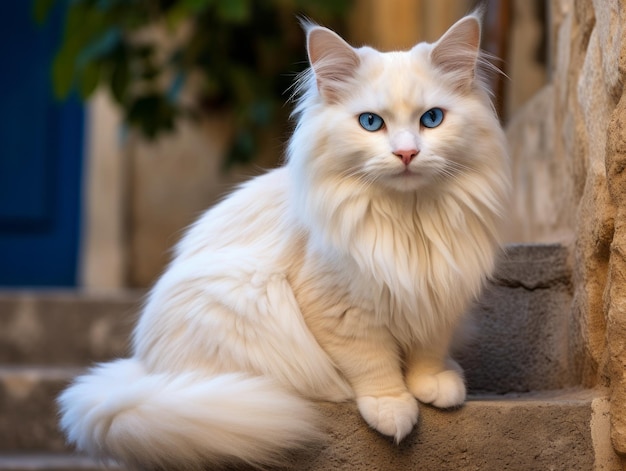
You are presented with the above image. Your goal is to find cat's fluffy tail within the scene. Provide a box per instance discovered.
[58,358,321,469]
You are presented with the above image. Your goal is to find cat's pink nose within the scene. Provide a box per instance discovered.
[393,149,419,166]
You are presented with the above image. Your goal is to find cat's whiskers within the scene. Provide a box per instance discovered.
[339,166,381,192]
[429,159,476,183]
[432,168,465,186]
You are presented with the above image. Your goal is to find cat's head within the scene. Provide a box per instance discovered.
[289,13,505,195]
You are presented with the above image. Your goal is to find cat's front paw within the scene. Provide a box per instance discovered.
[408,369,466,408]
[356,392,418,442]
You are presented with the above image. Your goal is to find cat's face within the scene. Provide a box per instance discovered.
[301,16,496,194]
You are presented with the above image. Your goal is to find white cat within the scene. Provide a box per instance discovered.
[59,12,509,470]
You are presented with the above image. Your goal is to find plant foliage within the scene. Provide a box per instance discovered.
[34,0,351,164]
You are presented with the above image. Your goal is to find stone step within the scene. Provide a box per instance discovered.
[0,367,81,453]
[0,291,139,366]
[1,243,599,468]
[0,454,116,471]
[0,244,574,394]
[0,389,616,470]
[461,243,575,393]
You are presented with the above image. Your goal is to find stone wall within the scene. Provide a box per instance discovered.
[506,0,626,457]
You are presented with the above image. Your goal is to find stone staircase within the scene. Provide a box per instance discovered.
[0,292,138,470]
[0,245,620,470]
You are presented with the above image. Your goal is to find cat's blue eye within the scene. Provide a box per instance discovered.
[358,113,384,132]
[420,108,444,128]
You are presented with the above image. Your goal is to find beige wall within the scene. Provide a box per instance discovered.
[126,115,237,287]
[349,0,472,49]
[80,91,126,291]
[504,0,548,120]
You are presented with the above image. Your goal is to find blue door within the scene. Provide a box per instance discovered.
[0,3,85,286]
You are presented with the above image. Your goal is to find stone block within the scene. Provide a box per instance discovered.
[294,391,605,471]
[0,292,139,366]
[459,244,575,393]
[0,454,115,471]
[0,367,77,453]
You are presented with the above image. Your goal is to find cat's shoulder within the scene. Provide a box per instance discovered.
[232,166,289,196]
[194,166,291,229]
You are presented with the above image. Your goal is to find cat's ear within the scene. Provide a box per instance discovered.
[306,25,360,102]
[430,14,481,92]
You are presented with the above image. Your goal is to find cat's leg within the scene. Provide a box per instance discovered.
[405,339,466,409]
[309,312,418,442]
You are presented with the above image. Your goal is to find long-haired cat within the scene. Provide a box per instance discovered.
[59,12,509,470]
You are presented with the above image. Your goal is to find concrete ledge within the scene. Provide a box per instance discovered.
[299,390,603,471]
[0,453,117,471]
[0,387,611,470]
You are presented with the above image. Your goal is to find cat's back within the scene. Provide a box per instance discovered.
[173,167,299,263]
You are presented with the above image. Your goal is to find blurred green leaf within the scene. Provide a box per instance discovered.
[39,0,352,164]
[228,129,255,165]
[110,58,129,103]
[128,94,177,138]
[216,0,250,23]
[134,44,155,59]
[80,60,101,99]
[76,28,121,70]
[32,0,55,24]
[52,46,76,98]
[248,100,272,126]
[181,0,214,13]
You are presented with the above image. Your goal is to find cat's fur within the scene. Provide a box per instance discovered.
[59,13,510,470]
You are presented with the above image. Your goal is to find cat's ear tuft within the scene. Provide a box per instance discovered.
[306,25,360,102]
[430,15,481,92]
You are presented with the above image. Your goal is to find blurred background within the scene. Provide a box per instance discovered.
[0,0,547,290]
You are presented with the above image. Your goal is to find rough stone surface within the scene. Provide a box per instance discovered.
[506,0,626,461]
[306,393,601,471]
[606,84,626,455]
[459,244,576,393]
[592,0,623,102]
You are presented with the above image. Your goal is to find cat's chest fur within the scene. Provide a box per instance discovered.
[291,187,493,347]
